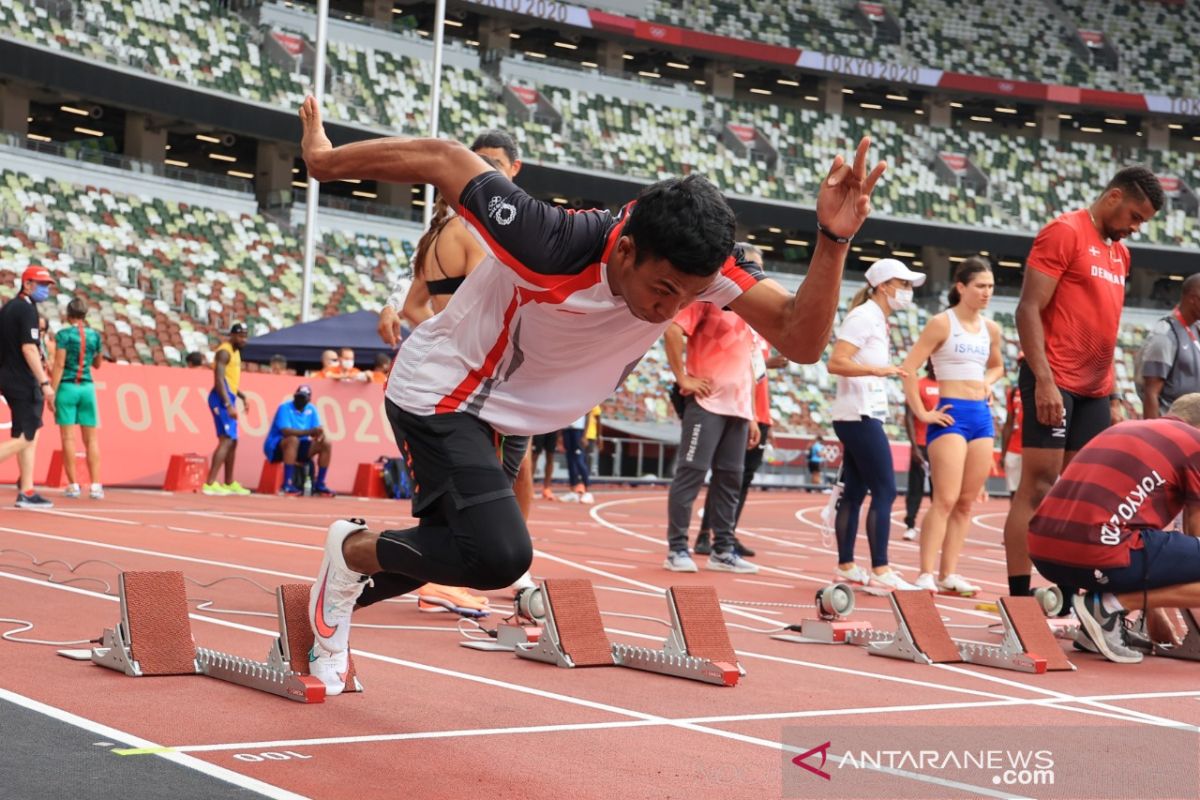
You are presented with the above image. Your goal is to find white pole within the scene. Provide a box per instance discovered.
[299,0,330,323]
[423,0,447,228]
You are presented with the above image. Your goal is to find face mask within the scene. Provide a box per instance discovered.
[294,395,309,409]
[340,359,354,369]
[887,288,913,312]
[30,284,50,303]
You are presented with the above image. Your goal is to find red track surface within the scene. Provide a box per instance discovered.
[2,487,1198,799]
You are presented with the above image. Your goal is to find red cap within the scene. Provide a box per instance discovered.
[21,265,55,284]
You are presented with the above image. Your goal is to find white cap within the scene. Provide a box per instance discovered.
[864,257,926,288]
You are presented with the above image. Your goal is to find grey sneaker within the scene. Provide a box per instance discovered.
[707,550,759,574]
[1072,591,1143,664]
[663,550,698,573]
[1073,616,1153,655]
[15,492,53,509]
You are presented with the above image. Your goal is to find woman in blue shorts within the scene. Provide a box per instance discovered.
[901,257,1004,595]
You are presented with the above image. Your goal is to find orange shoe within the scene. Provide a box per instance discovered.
[416,584,490,618]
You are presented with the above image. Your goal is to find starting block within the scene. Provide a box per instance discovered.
[85,571,357,702]
[1154,608,1200,661]
[869,593,1074,673]
[512,579,743,686]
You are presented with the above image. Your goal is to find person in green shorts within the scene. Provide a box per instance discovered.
[51,297,104,499]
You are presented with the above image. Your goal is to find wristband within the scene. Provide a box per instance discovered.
[816,221,853,245]
[40,380,51,387]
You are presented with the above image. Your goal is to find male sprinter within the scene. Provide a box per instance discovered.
[1029,393,1200,663]
[202,323,250,495]
[1002,167,1163,600]
[297,96,886,693]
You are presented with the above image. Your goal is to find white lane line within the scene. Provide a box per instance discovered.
[0,687,307,799]
[167,527,205,534]
[244,537,322,551]
[552,528,587,536]
[18,508,138,526]
[189,511,326,532]
[733,578,794,589]
[584,560,636,570]
[622,547,654,554]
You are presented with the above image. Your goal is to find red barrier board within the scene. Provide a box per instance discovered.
[0,364,398,493]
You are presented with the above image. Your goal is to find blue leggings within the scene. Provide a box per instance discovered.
[832,417,896,568]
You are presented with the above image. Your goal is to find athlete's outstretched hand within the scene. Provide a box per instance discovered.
[814,137,887,241]
[378,306,403,347]
[299,96,334,182]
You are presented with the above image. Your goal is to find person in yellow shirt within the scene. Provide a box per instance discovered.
[202,324,251,495]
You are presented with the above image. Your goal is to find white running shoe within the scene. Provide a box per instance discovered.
[307,641,348,696]
[913,572,938,592]
[89,484,104,500]
[707,551,759,574]
[579,491,595,505]
[558,491,580,503]
[834,564,871,586]
[664,550,698,573]
[871,569,919,591]
[938,573,982,595]
[903,528,918,541]
[509,571,537,592]
[64,483,81,498]
[309,519,371,654]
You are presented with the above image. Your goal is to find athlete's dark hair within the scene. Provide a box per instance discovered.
[66,297,87,320]
[185,351,204,367]
[623,174,735,277]
[1104,165,1164,212]
[469,129,520,164]
[947,256,992,307]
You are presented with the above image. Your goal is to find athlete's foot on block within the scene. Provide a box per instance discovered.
[309,519,372,654]
[417,584,490,618]
[307,641,348,696]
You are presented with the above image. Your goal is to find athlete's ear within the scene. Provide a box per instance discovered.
[509,159,522,178]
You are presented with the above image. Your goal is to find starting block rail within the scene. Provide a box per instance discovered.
[1154,608,1200,660]
[512,579,742,686]
[84,571,358,702]
[774,590,1075,674]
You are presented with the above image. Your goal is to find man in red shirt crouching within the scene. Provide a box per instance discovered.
[1029,393,1200,664]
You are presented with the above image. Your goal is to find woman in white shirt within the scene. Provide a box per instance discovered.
[901,257,1004,595]
[827,258,925,590]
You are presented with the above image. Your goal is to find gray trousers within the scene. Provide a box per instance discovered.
[666,397,748,554]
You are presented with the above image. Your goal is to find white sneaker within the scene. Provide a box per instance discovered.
[664,550,698,572]
[308,519,371,654]
[559,491,580,503]
[579,491,595,505]
[914,572,938,592]
[871,569,920,591]
[307,641,348,696]
[834,564,871,586]
[89,484,104,500]
[707,550,759,574]
[903,528,918,541]
[64,483,81,498]
[509,571,537,592]
[938,573,982,595]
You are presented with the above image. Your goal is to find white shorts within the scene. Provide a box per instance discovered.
[1004,452,1022,494]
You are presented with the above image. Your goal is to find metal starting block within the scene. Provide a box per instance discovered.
[513,579,743,686]
[86,571,347,702]
[1154,608,1200,660]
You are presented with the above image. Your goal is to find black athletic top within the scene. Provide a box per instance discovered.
[426,275,467,296]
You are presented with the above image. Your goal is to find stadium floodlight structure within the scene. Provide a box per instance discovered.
[299,0,330,323]
[423,0,447,229]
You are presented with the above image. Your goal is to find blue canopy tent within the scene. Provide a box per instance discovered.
[241,310,406,369]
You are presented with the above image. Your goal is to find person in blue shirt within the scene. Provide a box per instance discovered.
[264,384,334,496]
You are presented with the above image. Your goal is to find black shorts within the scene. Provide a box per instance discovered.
[385,399,514,519]
[497,434,529,482]
[531,431,558,455]
[269,438,312,464]
[1,383,44,441]
[1018,361,1109,451]
[1033,530,1200,595]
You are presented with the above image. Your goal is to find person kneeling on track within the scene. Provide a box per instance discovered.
[264,384,334,496]
[1028,392,1200,664]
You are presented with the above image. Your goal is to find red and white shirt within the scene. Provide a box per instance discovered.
[1026,208,1129,398]
[673,302,756,421]
[387,172,764,435]
[1028,418,1200,568]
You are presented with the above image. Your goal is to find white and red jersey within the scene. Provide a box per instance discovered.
[387,172,764,436]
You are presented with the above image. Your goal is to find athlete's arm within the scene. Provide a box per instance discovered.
[1015,269,1065,427]
[21,342,54,412]
[729,138,885,363]
[999,392,1016,459]
[300,96,489,203]
[900,315,948,420]
[213,349,234,415]
[1142,377,1165,420]
[984,319,1005,395]
[827,340,902,378]
[399,277,433,328]
[1186,504,1200,537]
[50,347,65,392]
[664,322,710,398]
